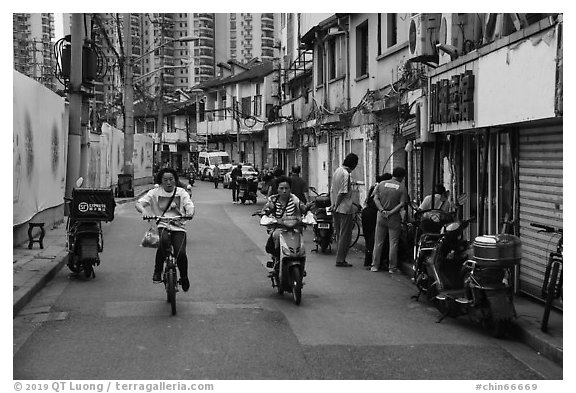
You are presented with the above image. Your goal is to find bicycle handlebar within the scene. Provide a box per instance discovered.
[143,215,193,221]
[530,222,562,233]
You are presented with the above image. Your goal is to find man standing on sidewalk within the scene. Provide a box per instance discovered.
[289,165,308,203]
[371,166,407,273]
[213,165,221,189]
[330,153,359,267]
[230,164,242,203]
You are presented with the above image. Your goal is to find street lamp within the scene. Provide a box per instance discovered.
[381,140,413,172]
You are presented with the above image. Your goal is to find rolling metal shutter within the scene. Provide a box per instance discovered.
[518,124,563,305]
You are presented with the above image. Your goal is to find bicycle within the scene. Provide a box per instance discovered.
[348,204,362,248]
[144,215,191,316]
[530,222,563,332]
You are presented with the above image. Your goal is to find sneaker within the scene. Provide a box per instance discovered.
[370,266,379,272]
[388,267,399,274]
[152,272,162,283]
[335,261,353,267]
[181,277,190,292]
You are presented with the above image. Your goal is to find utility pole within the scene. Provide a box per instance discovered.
[234,83,241,161]
[234,98,242,162]
[156,14,166,167]
[64,13,84,209]
[122,13,134,179]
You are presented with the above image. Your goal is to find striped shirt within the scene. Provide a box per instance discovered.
[272,197,297,218]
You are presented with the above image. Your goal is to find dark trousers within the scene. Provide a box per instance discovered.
[231,181,238,201]
[155,228,188,279]
[214,178,219,188]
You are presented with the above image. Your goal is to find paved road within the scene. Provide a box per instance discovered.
[13,181,562,381]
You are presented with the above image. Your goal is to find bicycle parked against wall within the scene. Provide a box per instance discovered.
[530,222,563,333]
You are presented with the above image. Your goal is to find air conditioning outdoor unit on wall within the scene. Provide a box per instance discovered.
[408,13,441,63]
[438,13,477,65]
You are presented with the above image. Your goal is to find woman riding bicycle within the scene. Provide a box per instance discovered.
[135,168,195,291]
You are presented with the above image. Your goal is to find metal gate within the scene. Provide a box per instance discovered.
[518,124,563,303]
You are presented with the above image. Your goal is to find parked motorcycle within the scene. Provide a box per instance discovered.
[64,177,116,279]
[414,212,522,337]
[410,202,455,300]
[308,186,333,253]
[238,176,258,204]
[253,211,316,305]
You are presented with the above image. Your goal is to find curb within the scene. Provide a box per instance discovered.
[13,253,69,316]
[512,318,563,367]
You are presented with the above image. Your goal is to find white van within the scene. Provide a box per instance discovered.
[198,151,232,180]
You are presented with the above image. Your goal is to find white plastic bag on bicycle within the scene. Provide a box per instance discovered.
[141,225,160,248]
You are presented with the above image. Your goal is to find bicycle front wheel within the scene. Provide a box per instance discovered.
[166,269,177,315]
[349,219,361,248]
[541,260,560,332]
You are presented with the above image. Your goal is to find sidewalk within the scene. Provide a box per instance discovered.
[13,182,563,368]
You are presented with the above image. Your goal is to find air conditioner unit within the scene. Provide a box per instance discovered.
[408,13,441,63]
[438,14,457,65]
[438,14,477,65]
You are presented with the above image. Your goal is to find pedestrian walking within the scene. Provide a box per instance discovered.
[213,165,221,189]
[289,165,308,204]
[370,167,408,273]
[361,173,392,267]
[230,164,242,203]
[330,153,359,267]
[267,167,285,198]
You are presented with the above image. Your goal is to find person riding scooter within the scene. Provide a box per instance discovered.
[260,176,308,274]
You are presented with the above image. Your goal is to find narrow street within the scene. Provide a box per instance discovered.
[13,181,561,380]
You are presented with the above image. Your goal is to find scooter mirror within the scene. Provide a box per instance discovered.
[75,177,84,188]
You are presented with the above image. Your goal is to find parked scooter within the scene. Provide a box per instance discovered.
[414,212,521,337]
[410,202,455,299]
[308,186,333,253]
[238,176,258,204]
[64,177,116,279]
[253,211,316,305]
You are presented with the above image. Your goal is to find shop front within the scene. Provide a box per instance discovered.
[427,19,562,300]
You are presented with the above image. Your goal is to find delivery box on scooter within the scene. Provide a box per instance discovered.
[473,234,521,268]
[71,188,116,222]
